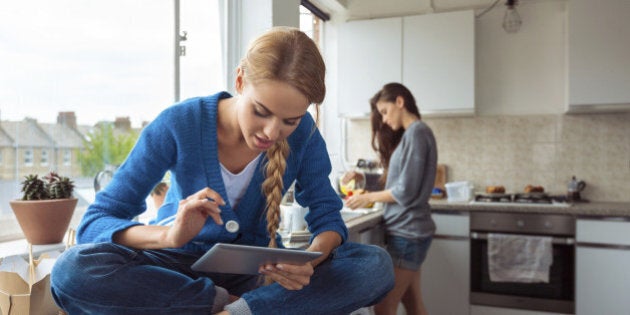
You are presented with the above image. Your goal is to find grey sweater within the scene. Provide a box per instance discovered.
[384,120,437,240]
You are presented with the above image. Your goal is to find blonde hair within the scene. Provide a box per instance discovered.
[240,26,326,105]
[239,26,326,253]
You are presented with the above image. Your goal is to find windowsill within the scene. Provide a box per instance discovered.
[0,238,67,259]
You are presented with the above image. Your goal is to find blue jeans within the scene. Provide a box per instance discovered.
[385,235,433,271]
[51,242,394,315]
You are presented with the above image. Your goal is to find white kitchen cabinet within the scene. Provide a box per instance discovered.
[567,0,630,113]
[575,219,630,315]
[402,10,475,116]
[338,17,402,117]
[337,10,475,117]
[420,211,470,315]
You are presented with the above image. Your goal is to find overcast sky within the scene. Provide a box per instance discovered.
[0,0,223,127]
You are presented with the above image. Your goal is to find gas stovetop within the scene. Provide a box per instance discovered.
[471,193,575,207]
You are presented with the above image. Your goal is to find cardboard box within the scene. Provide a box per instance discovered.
[0,253,62,315]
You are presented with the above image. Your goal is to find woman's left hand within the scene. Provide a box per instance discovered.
[259,261,314,290]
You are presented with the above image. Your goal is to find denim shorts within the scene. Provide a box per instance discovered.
[385,235,433,271]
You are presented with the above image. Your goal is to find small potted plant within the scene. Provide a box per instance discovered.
[9,172,77,244]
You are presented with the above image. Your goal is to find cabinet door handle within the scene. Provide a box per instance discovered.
[576,242,630,250]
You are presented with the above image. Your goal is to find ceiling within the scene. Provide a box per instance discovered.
[313,0,522,20]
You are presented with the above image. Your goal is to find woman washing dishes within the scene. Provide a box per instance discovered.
[345,83,437,315]
[51,27,394,315]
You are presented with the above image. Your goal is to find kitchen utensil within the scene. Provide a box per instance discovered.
[338,170,366,197]
[567,176,586,201]
[356,158,382,192]
[445,181,473,203]
[280,204,308,233]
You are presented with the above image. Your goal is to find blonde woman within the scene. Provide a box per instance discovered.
[51,27,394,315]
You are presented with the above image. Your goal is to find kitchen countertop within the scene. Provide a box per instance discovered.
[429,199,630,218]
[344,209,384,230]
[284,199,630,248]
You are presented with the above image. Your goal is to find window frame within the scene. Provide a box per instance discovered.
[63,149,72,166]
[24,148,34,166]
[41,149,49,166]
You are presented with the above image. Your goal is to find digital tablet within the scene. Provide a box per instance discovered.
[191,243,322,275]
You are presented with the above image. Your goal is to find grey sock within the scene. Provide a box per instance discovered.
[211,286,230,314]
[224,298,252,315]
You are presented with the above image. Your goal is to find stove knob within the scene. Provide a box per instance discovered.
[516,219,525,228]
[490,219,497,226]
[545,221,553,229]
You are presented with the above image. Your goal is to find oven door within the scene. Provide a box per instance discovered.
[470,232,575,314]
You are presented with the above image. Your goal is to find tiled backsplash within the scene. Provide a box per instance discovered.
[343,113,630,202]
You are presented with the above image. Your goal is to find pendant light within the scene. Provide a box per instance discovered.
[502,0,522,33]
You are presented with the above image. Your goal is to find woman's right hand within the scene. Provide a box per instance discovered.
[163,187,225,248]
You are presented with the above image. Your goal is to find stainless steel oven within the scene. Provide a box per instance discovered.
[470,211,576,314]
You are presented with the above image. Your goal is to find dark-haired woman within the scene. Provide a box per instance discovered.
[346,82,437,315]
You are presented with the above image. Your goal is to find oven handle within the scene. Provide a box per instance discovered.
[470,232,575,245]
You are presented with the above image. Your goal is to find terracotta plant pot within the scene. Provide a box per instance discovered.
[9,198,78,245]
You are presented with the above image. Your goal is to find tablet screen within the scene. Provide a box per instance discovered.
[191,243,322,275]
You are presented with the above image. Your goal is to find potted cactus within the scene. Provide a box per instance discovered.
[9,172,77,244]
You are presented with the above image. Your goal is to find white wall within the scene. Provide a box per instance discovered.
[241,0,300,51]
[224,0,300,93]
[321,14,348,172]
[476,0,566,115]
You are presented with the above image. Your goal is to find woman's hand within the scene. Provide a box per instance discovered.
[259,231,341,290]
[259,261,314,290]
[163,188,225,248]
[345,193,372,209]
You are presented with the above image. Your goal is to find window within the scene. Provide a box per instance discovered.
[63,149,71,166]
[300,3,327,129]
[0,0,223,242]
[300,3,326,46]
[41,149,49,166]
[24,149,33,166]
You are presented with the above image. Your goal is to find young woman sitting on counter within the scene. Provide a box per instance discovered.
[50,27,394,315]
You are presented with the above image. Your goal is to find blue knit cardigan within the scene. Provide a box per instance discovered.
[77,92,346,252]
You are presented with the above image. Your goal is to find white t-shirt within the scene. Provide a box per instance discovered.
[220,154,262,209]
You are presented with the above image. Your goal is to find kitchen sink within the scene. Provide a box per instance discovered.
[340,208,375,222]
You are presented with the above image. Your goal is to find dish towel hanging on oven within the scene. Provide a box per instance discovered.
[487,233,553,283]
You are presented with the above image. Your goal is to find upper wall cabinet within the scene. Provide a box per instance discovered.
[403,10,475,116]
[567,0,630,113]
[337,11,475,117]
[338,17,402,117]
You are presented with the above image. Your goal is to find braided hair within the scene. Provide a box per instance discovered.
[238,27,325,251]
